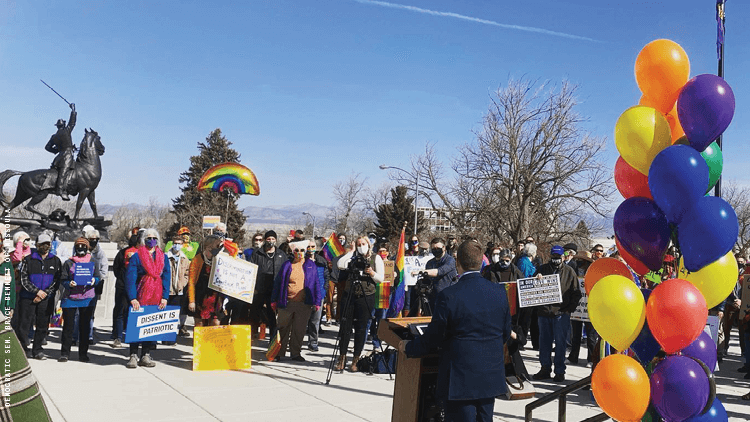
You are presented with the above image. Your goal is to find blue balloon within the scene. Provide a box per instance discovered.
[649,145,710,224]
[685,398,728,421]
[678,197,739,272]
[631,289,662,363]
[613,197,671,271]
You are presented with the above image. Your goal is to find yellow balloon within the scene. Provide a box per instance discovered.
[588,275,646,351]
[615,106,672,175]
[678,251,738,309]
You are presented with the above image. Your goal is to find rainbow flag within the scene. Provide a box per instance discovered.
[322,232,346,261]
[386,227,406,318]
[376,282,391,309]
[265,332,282,361]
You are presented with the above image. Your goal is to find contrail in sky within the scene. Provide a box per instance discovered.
[353,0,600,43]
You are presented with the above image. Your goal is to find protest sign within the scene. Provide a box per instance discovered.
[403,255,433,286]
[193,325,252,371]
[124,305,180,343]
[73,263,96,285]
[570,277,589,322]
[517,274,562,308]
[202,215,220,229]
[383,260,395,283]
[741,275,750,320]
[208,252,258,304]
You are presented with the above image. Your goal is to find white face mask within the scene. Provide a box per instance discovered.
[491,254,500,264]
[357,245,368,255]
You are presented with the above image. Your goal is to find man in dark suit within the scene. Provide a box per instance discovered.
[402,240,512,422]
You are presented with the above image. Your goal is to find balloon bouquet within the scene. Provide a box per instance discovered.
[588,40,737,421]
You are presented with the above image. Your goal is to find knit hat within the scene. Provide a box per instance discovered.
[177,226,191,236]
[264,230,278,240]
[550,245,565,256]
[74,237,90,249]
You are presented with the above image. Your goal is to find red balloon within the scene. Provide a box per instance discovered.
[615,237,649,276]
[646,278,708,354]
[615,156,653,199]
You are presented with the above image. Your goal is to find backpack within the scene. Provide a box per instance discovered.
[357,349,398,374]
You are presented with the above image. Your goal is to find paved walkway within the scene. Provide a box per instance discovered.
[27,321,750,421]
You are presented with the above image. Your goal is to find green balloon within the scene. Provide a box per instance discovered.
[701,141,723,193]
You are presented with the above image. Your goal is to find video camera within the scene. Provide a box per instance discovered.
[346,253,371,280]
[415,271,433,297]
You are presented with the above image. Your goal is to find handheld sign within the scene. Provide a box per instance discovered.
[517,274,563,308]
[383,260,395,283]
[208,252,258,304]
[741,275,750,320]
[73,263,96,285]
[193,325,252,371]
[124,305,180,343]
[403,255,433,286]
[202,215,220,229]
[570,277,589,322]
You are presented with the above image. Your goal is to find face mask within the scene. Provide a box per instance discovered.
[253,240,263,248]
[210,247,221,257]
[37,244,51,255]
[339,239,346,246]
[264,240,274,249]
[75,248,88,257]
[411,240,419,246]
[739,263,745,269]
[491,254,501,264]
[357,245,368,255]
[172,244,183,252]
[431,248,444,258]
[295,251,306,260]
[145,238,158,249]
[499,261,510,269]
[306,249,315,257]
[88,240,99,249]
[379,252,388,260]
[551,258,562,267]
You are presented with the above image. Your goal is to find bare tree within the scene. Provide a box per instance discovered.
[330,172,369,237]
[394,79,614,246]
[109,197,175,244]
[723,180,750,256]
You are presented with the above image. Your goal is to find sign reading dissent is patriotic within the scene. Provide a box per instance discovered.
[124,305,180,343]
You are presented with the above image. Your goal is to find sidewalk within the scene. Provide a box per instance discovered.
[28,321,750,421]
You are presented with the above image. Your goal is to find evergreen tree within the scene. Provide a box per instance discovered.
[373,186,424,241]
[169,129,247,242]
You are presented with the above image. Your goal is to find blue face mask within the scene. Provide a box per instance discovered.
[145,238,158,249]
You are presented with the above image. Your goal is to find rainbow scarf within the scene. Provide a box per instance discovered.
[322,233,346,261]
[386,227,406,318]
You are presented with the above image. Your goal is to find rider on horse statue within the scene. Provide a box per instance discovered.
[44,103,76,201]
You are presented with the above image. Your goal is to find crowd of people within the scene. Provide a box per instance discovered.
[2,223,750,404]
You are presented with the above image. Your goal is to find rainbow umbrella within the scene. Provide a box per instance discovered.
[197,163,260,228]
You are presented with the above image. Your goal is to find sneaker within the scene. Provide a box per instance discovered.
[79,355,90,363]
[532,368,552,381]
[553,373,565,382]
[567,357,579,365]
[110,339,122,348]
[162,341,176,346]
[274,356,283,362]
[178,327,190,338]
[586,362,593,368]
[58,355,69,363]
[308,344,319,352]
[33,352,47,361]
[291,355,306,362]
[126,354,138,369]
[42,339,48,346]
[138,354,156,368]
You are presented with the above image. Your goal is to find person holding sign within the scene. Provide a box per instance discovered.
[125,229,171,369]
[270,241,323,362]
[532,245,582,383]
[58,238,100,362]
[187,235,226,327]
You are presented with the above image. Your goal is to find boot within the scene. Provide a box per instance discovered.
[335,355,346,371]
[350,356,360,372]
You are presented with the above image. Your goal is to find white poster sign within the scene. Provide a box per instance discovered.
[517,274,562,308]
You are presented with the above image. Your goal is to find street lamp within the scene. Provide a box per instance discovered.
[302,212,316,239]
[379,164,419,235]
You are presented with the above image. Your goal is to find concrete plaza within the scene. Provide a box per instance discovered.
[28,320,750,421]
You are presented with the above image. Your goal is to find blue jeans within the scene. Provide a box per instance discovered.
[366,308,387,350]
[744,331,750,365]
[111,287,129,341]
[538,313,570,375]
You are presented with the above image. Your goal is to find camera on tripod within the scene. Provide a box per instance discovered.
[415,271,433,297]
[347,254,371,278]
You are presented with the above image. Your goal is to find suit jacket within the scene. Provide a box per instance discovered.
[405,271,512,401]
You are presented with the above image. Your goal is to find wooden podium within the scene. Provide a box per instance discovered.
[378,317,441,422]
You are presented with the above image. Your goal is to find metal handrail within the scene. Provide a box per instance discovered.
[524,375,610,422]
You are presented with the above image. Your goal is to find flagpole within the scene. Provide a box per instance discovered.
[714,0,725,198]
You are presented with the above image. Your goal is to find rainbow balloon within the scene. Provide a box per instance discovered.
[197,162,260,195]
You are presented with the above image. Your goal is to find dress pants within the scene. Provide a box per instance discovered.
[15,296,51,355]
[444,397,494,422]
[277,301,313,358]
[61,306,95,358]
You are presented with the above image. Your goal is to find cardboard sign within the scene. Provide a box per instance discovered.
[208,252,258,304]
[73,263,96,285]
[570,277,589,322]
[193,325,252,371]
[202,215,221,229]
[517,274,562,308]
[403,255,433,286]
[124,305,180,343]
[383,260,395,283]
[741,275,750,320]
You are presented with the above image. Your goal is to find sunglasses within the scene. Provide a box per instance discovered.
[293,249,305,253]
[146,237,157,241]
[594,249,604,253]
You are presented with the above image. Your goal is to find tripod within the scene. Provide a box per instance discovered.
[325,271,394,384]
[407,272,433,317]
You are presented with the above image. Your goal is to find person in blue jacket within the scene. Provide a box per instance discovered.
[403,240,512,422]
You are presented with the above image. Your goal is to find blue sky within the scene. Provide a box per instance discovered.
[1,0,747,211]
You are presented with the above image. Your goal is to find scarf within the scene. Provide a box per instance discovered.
[136,246,165,305]
[69,253,91,276]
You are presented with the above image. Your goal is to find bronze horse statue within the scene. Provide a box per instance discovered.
[0,128,104,221]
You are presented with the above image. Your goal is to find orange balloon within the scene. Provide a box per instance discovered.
[592,354,650,422]
[635,39,690,114]
[665,102,684,143]
[584,257,634,295]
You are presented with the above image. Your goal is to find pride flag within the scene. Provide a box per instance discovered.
[386,227,406,318]
[376,282,391,309]
[322,232,346,261]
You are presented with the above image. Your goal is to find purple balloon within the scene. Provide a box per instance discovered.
[681,331,717,373]
[613,197,671,271]
[651,356,710,421]
[677,74,735,152]
[631,289,662,363]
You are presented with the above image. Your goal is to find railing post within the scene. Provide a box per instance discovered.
[558,394,567,422]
